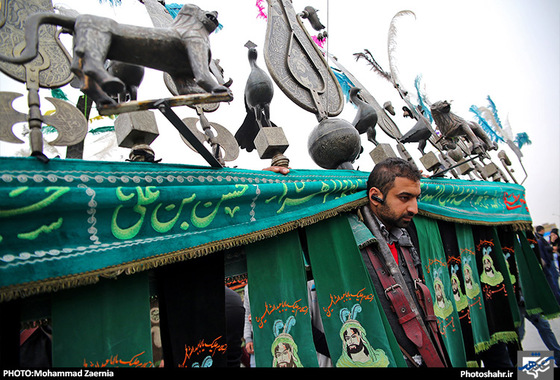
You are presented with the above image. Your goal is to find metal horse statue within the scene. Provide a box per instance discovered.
[0,4,230,107]
[431,100,497,155]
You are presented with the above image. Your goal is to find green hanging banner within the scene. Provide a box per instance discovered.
[0,157,367,302]
[51,272,153,367]
[496,228,521,301]
[454,223,492,354]
[491,228,521,328]
[437,220,479,366]
[0,157,532,302]
[245,230,318,367]
[305,215,406,368]
[413,215,467,367]
[515,231,560,319]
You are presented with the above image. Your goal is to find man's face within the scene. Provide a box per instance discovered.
[343,328,364,354]
[464,267,472,281]
[435,283,443,301]
[452,278,459,293]
[484,258,492,272]
[274,343,294,367]
[370,177,421,229]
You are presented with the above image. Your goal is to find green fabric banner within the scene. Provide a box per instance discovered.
[51,272,153,367]
[496,228,521,302]
[0,157,367,301]
[437,220,479,366]
[515,232,560,319]
[491,228,521,328]
[454,223,492,354]
[0,157,532,301]
[413,215,467,367]
[245,230,318,367]
[418,178,531,227]
[305,215,406,368]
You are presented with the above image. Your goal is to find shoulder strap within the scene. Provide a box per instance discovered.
[366,246,445,367]
[400,245,448,366]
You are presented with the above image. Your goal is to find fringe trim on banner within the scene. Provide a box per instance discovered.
[0,197,368,302]
[473,331,519,355]
[526,307,560,321]
[418,210,533,231]
[489,331,519,346]
[474,341,492,355]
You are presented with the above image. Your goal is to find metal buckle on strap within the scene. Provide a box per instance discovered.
[384,283,401,298]
[414,278,423,289]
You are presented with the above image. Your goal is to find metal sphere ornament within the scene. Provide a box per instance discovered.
[308,118,361,169]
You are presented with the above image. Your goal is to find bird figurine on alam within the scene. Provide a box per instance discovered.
[300,6,325,31]
[398,117,433,155]
[349,87,379,146]
[235,41,275,152]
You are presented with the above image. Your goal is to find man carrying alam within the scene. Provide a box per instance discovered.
[358,157,448,367]
[266,158,448,367]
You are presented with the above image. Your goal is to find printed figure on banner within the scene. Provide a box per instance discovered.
[450,265,468,312]
[336,304,389,367]
[271,316,303,367]
[432,268,454,319]
[462,256,481,299]
[480,246,505,287]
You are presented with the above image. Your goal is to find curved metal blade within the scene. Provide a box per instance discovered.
[42,97,88,146]
[180,117,239,162]
[0,91,27,144]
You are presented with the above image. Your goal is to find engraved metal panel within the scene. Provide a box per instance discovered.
[0,0,73,88]
[263,0,343,119]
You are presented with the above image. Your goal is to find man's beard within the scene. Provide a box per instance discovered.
[347,341,365,355]
[278,360,294,367]
[377,203,415,228]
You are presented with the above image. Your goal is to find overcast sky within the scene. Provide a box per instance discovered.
[0,0,558,228]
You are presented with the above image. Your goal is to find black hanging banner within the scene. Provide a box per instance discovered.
[471,226,518,346]
[155,252,227,368]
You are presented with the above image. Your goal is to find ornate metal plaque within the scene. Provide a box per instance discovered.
[263,0,343,120]
[0,0,73,88]
[0,92,27,143]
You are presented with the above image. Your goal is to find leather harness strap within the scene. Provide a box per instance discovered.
[366,246,445,367]
[400,245,448,367]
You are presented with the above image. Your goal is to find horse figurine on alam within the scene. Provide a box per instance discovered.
[431,100,498,155]
[0,4,231,107]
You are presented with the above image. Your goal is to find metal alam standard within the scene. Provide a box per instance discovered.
[0,0,551,370]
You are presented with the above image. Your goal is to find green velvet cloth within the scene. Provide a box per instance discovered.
[454,223,492,354]
[418,177,531,227]
[305,215,406,367]
[0,157,532,301]
[51,272,153,367]
[245,230,318,367]
[515,231,560,319]
[413,215,468,367]
[0,157,367,300]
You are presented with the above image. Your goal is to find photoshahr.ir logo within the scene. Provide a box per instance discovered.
[518,351,554,380]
